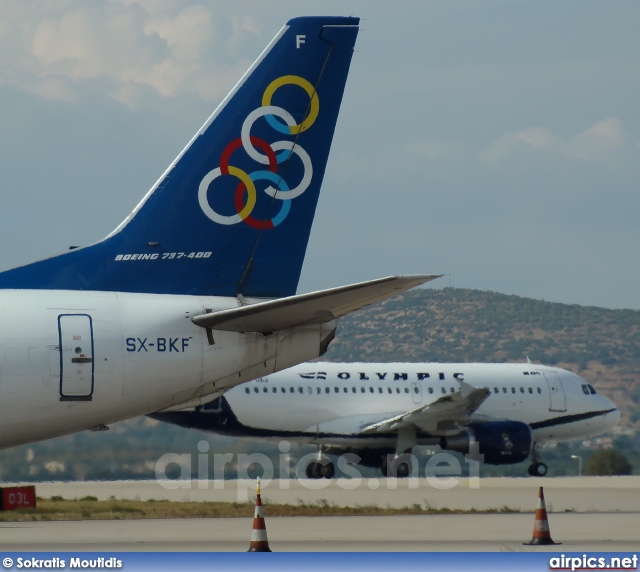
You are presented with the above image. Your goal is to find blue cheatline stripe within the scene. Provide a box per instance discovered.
[152,399,618,454]
[529,408,618,430]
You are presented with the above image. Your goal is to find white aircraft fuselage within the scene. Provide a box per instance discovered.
[154,361,620,476]
[0,291,336,449]
[241,363,616,443]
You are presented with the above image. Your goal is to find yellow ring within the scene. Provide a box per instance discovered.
[228,165,256,220]
[262,75,319,134]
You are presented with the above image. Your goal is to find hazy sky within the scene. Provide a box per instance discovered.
[1,1,638,309]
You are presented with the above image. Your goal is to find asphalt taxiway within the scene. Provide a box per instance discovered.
[0,514,637,551]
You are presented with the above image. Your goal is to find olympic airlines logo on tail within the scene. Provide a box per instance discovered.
[198,75,319,229]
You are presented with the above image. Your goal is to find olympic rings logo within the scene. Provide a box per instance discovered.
[198,75,319,229]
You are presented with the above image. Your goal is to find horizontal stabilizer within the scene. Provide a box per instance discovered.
[192,275,441,333]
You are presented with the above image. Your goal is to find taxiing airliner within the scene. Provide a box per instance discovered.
[153,362,620,477]
[0,17,439,450]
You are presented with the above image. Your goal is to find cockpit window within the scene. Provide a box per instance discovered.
[587,384,597,395]
[581,384,590,395]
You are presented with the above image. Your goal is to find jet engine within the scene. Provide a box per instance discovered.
[439,421,533,465]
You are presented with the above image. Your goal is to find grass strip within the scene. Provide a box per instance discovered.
[0,496,521,522]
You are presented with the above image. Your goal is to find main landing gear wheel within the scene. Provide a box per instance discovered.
[381,454,413,478]
[305,459,335,479]
[528,462,548,477]
[305,462,320,479]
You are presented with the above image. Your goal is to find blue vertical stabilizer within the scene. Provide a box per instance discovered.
[0,16,359,297]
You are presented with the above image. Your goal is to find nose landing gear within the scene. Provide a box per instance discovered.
[528,462,548,476]
[528,442,548,476]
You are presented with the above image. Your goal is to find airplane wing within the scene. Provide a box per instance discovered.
[360,380,491,436]
[307,413,398,436]
[191,275,441,334]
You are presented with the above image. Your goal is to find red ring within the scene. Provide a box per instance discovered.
[219,137,277,175]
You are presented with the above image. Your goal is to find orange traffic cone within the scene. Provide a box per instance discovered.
[524,486,561,545]
[248,478,272,552]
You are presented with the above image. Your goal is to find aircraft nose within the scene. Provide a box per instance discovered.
[608,407,622,428]
[601,399,621,431]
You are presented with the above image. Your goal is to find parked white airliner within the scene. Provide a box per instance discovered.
[153,361,620,477]
[0,17,439,450]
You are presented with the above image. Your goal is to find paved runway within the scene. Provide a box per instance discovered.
[1,477,638,551]
[0,513,637,551]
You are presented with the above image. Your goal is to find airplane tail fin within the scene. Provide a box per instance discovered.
[0,17,359,297]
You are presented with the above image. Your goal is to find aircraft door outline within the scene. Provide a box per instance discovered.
[58,314,94,401]
[542,371,567,412]
[411,381,422,404]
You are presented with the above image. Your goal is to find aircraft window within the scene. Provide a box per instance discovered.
[450,387,455,394]
[324,387,330,394]
[334,387,340,393]
[316,387,321,395]
[428,387,434,394]
[441,387,446,394]
[528,387,533,394]
[289,387,295,393]
[343,387,348,393]
[511,387,516,394]
[272,387,277,393]
[254,387,259,393]
[537,387,542,394]
[520,387,525,394]
[404,388,409,393]
[415,387,420,394]
[370,387,374,393]
[281,387,286,393]
[388,388,392,394]
[298,387,303,394]
[439,373,445,380]
[493,388,499,394]
[396,388,400,394]
[378,387,383,394]
[588,384,597,395]
[263,387,268,393]
[245,387,250,394]
[307,387,313,394]
[581,384,589,395]
[352,387,357,393]
[361,387,366,393]
[502,387,507,394]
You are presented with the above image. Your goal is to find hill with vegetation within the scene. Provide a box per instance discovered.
[325,287,640,425]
